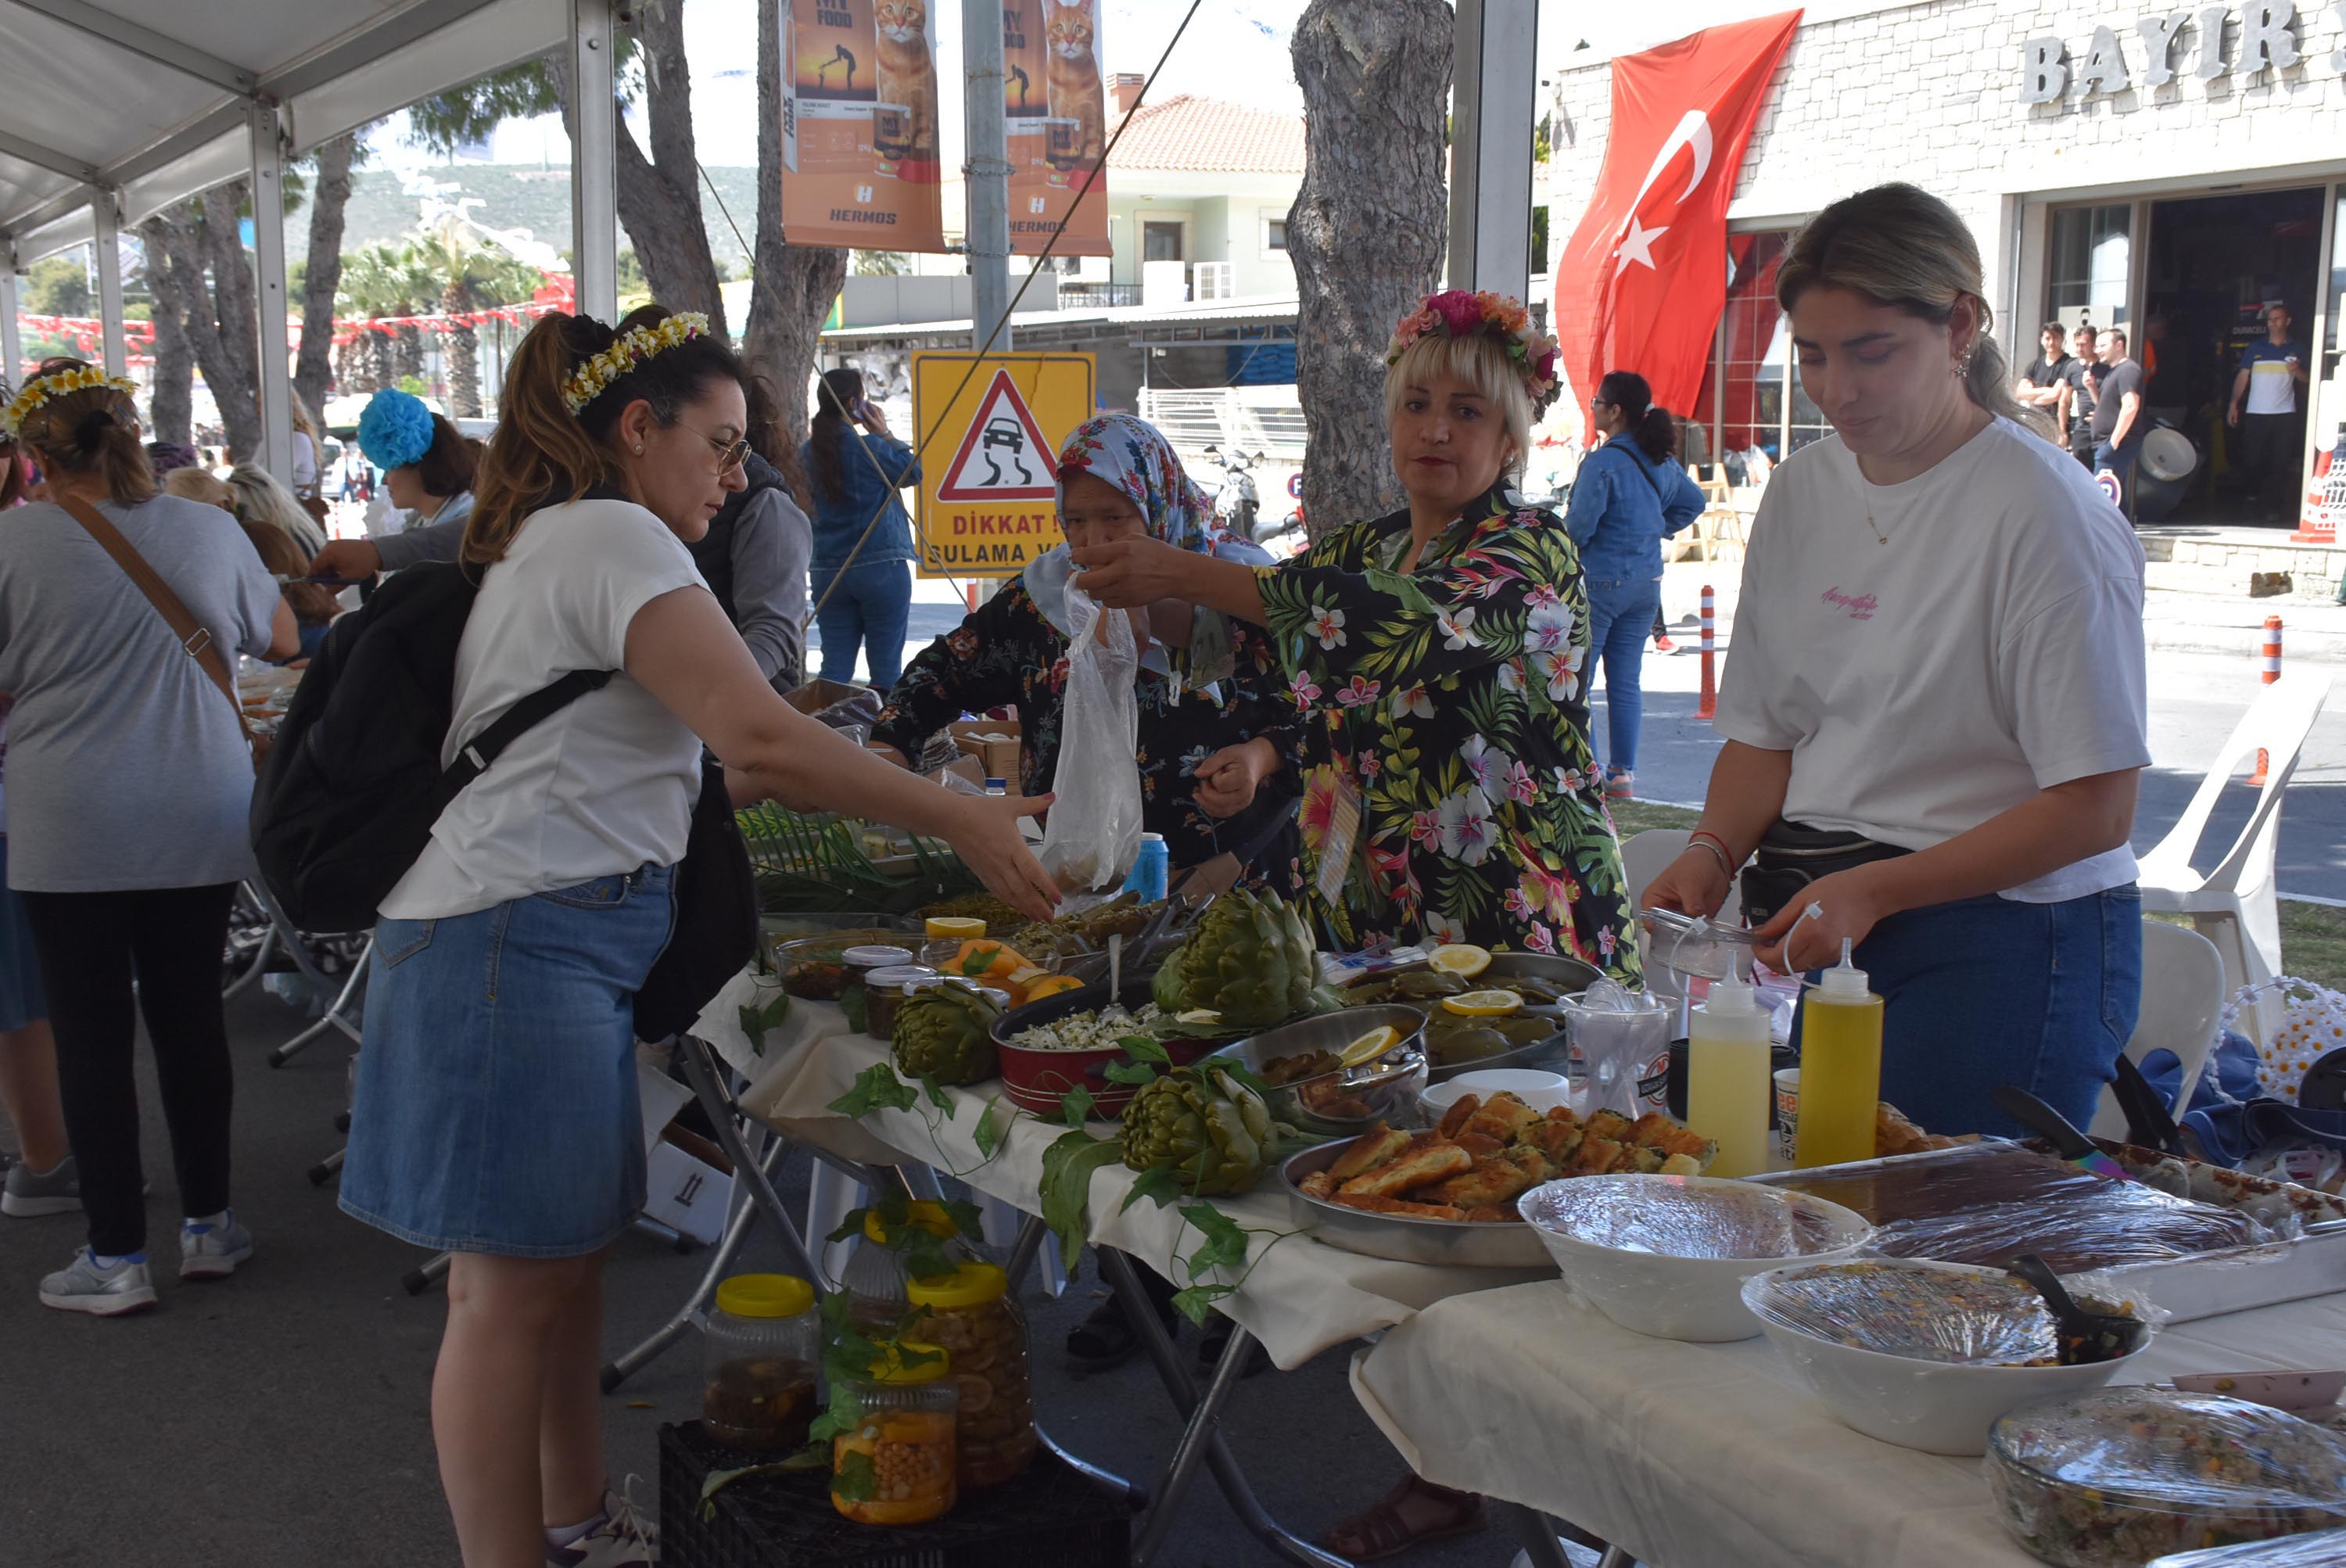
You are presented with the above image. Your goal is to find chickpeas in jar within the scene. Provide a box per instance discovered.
[904,1261,1037,1489]
[831,1344,959,1527]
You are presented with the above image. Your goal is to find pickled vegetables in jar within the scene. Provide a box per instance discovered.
[904,1261,1037,1489]
[831,1344,960,1527]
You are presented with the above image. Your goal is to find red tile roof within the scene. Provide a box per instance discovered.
[1106,94,1307,175]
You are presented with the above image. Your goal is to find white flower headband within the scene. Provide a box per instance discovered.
[561,311,712,414]
[1,366,139,440]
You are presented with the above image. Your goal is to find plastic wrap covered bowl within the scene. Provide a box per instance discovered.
[1519,1175,1873,1343]
[1986,1388,2346,1567]
[1742,1258,2157,1456]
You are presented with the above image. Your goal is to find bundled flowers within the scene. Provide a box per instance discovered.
[1,366,138,441]
[561,311,711,414]
[1385,289,1561,418]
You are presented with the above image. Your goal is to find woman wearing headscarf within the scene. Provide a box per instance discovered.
[871,413,1302,891]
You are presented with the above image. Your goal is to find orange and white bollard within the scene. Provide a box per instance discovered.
[966,580,978,613]
[2250,615,2282,785]
[1696,584,1718,721]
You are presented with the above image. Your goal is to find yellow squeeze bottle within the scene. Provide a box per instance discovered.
[1684,962,1773,1178]
[1793,938,1884,1170]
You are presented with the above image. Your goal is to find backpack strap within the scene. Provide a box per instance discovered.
[441,669,615,793]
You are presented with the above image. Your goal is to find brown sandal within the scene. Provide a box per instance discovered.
[1324,1476,1486,1562]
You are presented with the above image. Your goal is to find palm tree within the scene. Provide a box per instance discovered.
[338,243,437,393]
[419,217,489,417]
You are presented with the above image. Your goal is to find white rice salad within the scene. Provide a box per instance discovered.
[1008,1003,1167,1053]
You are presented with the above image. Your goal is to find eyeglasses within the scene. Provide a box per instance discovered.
[1590,399,1614,410]
[680,421,749,475]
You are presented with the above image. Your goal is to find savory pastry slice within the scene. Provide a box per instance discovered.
[1299,1169,1338,1200]
[1437,1094,1483,1140]
[1421,1154,1541,1208]
[1333,1192,1467,1222]
[1627,1146,1666,1175]
[1337,1136,1473,1197]
[1519,1118,1584,1166]
[1453,1131,1506,1159]
[1630,1112,1679,1147]
[1581,1109,1636,1143]
[1544,1104,1583,1125]
[1462,1205,1515,1223]
[1328,1122,1412,1182]
[1462,1091,1541,1143]
[1659,1153,1704,1176]
[1500,1145,1553,1185]
[1573,1136,1632,1175]
[1648,1123,1719,1163]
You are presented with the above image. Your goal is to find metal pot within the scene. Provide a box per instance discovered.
[1205,1006,1430,1139]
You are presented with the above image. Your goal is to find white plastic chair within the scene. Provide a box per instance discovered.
[2135,670,2333,1042]
[2087,920,2226,1143]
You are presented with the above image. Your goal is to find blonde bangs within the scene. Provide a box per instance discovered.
[1383,331,1532,478]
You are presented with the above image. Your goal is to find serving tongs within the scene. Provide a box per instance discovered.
[2109,1053,2189,1157]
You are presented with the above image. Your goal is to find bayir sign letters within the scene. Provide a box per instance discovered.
[2021,1,2330,103]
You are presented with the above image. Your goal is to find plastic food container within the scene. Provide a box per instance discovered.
[1745,1259,2156,1456]
[1520,1175,1871,1343]
[840,1201,973,1333]
[831,1344,959,1526]
[699,1273,820,1451]
[904,1261,1037,1489]
[1985,1388,2346,1566]
[864,966,942,1039]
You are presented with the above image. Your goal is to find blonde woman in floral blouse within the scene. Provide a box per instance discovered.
[1074,290,1636,981]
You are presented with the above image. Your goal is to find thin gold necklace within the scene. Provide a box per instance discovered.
[1862,510,1891,546]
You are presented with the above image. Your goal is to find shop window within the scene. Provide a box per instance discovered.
[2047,204,2132,332]
[1713,231,1790,463]
[1262,216,1289,255]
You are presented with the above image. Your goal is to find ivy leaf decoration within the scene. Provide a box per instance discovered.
[901,1226,959,1286]
[828,1063,918,1120]
[808,1379,866,1444]
[919,1073,954,1114]
[830,1447,877,1502]
[1171,1282,1235,1327]
[1178,1202,1251,1276]
[1102,1060,1158,1088]
[735,989,792,1057]
[1118,1164,1182,1213]
[1118,1035,1173,1066]
[841,985,870,1035]
[940,1197,988,1245]
[971,1093,1011,1161]
[826,1205,873,1246]
[1058,1085,1096,1128]
[1038,1128,1128,1272]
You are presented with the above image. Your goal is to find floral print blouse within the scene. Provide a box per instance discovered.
[1254,482,1638,978]
[869,579,1303,884]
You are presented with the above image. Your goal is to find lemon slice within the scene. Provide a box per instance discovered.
[1426,943,1493,980]
[924,915,988,940]
[1176,1008,1224,1026]
[1339,1024,1401,1068]
[1441,989,1524,1017]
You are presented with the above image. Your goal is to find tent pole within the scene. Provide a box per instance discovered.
[571,0,619,323]
[249,100,294,484]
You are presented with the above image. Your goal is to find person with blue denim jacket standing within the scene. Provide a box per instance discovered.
[1643,184,2149,1143]
[802,367,920,687]
[1562,371,1704,800]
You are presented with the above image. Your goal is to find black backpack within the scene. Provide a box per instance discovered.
[249,561,608,934]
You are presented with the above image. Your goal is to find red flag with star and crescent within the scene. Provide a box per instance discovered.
[1555,11,1803,440]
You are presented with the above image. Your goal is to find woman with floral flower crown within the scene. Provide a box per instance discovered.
[1072,289,1638,979]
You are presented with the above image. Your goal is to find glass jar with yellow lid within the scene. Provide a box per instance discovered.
[830,1344,959,1526]
[699,1273,820,1451]
[904,1261,1036,1488]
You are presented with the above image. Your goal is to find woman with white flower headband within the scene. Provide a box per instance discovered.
[334,305,1056,1568]
[0,358,299,1320]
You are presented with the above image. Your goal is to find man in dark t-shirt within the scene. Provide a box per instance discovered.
[2059,323,2100,469]
[2091,328,2147,518]
[2017,321,2072,443]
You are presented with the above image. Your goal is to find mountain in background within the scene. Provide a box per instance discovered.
[308,164,762,276]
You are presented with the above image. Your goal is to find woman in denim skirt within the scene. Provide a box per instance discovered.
[1644,184,2149,1140]
[338,306,1057,1568]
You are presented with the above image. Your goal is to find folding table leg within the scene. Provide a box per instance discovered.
[601,1133,784,1393]
[269,941,371,1067]
[999,1215,1146,1511]
[1490,1500,1605,1568]
[1596,1546,1638,1568]
[676,1035,819,1282]
[1099,1248,1347,1568]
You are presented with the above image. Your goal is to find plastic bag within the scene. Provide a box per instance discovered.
[2150,1528,2346,1566]
[1985,1388,2346,1567]
[1037,583,1142,893]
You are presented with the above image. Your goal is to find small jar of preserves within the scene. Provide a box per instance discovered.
[864,966,942,1039]
[698,1273,820,1451]
[904,1261,1036,1488]
[831,1344,959,1526]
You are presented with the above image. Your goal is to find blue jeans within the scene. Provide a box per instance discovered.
[1791,886,2141,1139]
[1584,576,1663,777]
[2094,433,2145,517]
[812,558,914,688]
[341,863,677,1257]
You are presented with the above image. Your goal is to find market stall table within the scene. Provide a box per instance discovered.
[1351,1276,2346,1568]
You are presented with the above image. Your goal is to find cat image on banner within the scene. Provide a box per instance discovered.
[873,0,941,184]
[780,0,944,249]
[1002,0,1110,257]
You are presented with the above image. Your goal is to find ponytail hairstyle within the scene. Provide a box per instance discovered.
[1775,182,2048,438]
[465,303,748,565]
[809,366,863,508]
[9,357,157,504]
[1595,370,1679,465]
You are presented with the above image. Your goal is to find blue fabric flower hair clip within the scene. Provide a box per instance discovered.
[356,388,436,470]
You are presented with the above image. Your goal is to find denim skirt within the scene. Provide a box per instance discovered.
[340,863,677,1258]
[0,838,45,1033]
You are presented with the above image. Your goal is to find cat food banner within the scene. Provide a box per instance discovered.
[1001,0,1110,257]
[781,0,947,251]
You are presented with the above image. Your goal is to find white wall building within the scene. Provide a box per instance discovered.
[1543,0,2346,525]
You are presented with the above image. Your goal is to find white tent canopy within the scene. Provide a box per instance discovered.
[0,0,619,479]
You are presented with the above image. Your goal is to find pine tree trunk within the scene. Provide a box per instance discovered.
[1289,0,1453,536]
[295,132,357,422]
[139,217,196,444]
[744,0,847,464]
[196,183,264,458]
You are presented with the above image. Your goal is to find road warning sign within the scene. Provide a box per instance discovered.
[911,351,1095,578]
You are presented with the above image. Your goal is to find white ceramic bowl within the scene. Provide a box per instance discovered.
[1421,1067,1572,1117]
[1742,1258,2157,1456]
[1519,1175,1873,1343]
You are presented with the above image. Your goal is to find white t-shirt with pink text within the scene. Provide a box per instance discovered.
[1714,416,2148,903]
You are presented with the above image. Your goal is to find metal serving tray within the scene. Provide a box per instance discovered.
[1279,1142,1555,1270]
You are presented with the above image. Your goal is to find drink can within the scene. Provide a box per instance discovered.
[1123,833,1169,902]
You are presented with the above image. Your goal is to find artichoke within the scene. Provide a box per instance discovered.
[1149,889,1317,1029]
[891,981,1003,1085]
[1120,1065,1276,1196]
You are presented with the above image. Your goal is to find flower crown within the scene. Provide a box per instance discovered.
[561,311,712,414]
[1385,289,1561,418]
[1,366,139,441]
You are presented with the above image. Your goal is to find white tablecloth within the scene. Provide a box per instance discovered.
[689,968,1549,1371]
[1351,1279,2346,1568]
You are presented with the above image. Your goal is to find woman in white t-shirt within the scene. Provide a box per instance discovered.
[1645,183,2150,1142]
[336,307,1057,1568]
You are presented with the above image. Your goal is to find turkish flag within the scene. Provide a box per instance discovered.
[1554,11,1802,440]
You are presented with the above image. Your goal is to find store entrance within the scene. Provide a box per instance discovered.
[2139,185,2323,527]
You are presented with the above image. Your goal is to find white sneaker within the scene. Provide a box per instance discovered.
[179,1211,254,1280]
[38,1248,158,1316]
[546,1480,658,1566]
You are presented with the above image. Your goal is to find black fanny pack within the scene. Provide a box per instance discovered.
[1738,820,1912,928]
